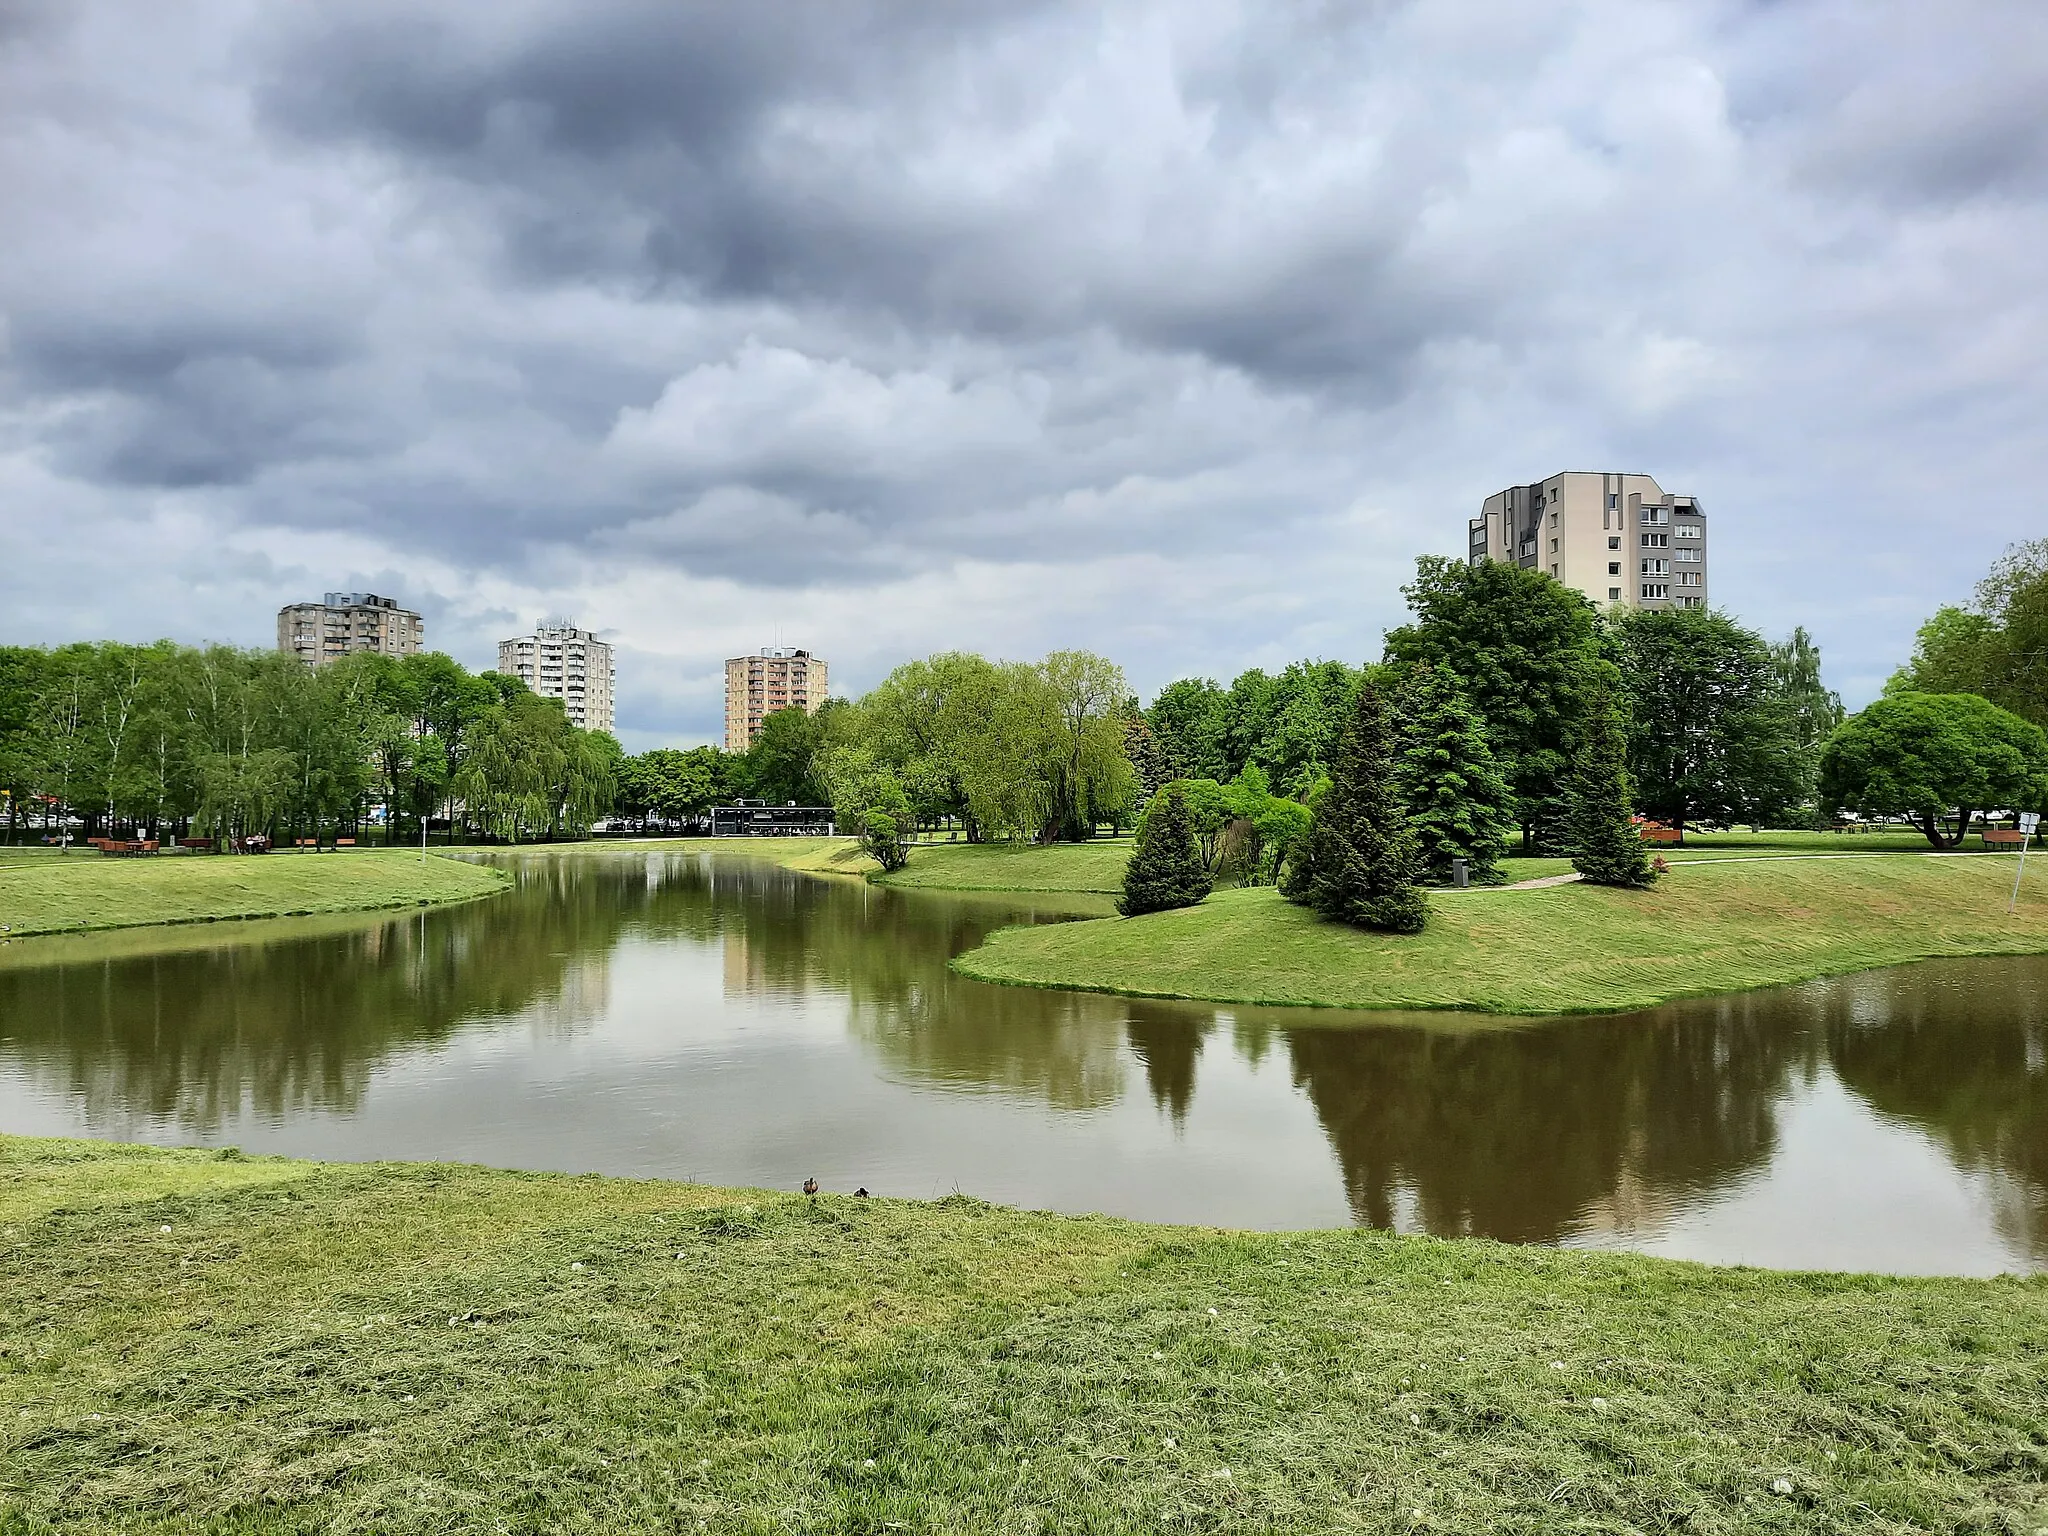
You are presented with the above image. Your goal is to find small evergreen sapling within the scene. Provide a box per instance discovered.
[1281,677,1428,932]
[1118,783,1211,916]
[1393,663,1515,885]
[1566,679,1657,888]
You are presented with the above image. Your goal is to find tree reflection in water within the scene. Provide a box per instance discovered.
[1824,959,2048,1259]
[2,849,2045,1263]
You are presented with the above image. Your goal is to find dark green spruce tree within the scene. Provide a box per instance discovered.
[1566,678,1657,888]
[1281,677,1427,932]
[1393,662,1515,885]
[1118,783,1211,916]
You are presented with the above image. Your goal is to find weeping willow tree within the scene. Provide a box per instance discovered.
[454,692,617,843]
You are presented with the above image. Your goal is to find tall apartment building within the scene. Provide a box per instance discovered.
[1468,472,1708,610]
[497,624,617,735]
[724,647,829,751]
[276,593,424,668]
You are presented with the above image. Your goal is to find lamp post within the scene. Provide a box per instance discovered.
[2011,811,2040,915]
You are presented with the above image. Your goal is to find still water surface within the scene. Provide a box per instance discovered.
[2,847,2044,1275]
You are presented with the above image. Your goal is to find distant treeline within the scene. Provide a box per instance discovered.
[0,645,616,845]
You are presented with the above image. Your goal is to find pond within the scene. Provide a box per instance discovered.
[2,846,2043,1276]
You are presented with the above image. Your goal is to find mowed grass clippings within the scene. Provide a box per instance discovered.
[2,1137,2045,1534]
[957,854,2048,1014]
[0,850,510,938]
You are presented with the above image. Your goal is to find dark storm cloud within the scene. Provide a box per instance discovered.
[4,0,2048,743]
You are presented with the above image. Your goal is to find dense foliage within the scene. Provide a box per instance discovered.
[1117,784,1210,916]
[1282,677,1427,932]
[1383,556,1602,852]
[1565,677,1658,888]
[1819,692,2048,847]
[816,650,1136,844]
[1609,607,1804,831]
[1146,661,1363,797]
[0,643,616,846]
[1392,663,1515,885]
[1889,539,2048,727]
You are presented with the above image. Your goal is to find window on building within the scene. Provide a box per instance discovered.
[1641,558,1668,575]
[1641,532,1668,547]
[1549,538,1558,554]
[1550,563,1559,577]
[1608,493,1618,509]
[1674,524,1702,539]
[1608,562,1621,576]
[1642,583,1670,599]
[1609,587,1623,601]
[1608,536,1621,549]
[1675,547,1701,562]
[1549,512,1558,529]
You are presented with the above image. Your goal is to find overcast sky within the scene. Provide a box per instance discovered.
[3,0,2042,748]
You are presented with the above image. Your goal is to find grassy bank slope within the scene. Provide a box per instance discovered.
[3,1137,2043,1534]
[0,850,509,938]
[877,837,1134,893]
[958,854,2048,1014]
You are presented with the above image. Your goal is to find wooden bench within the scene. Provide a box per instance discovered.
[96,840,159,857]
[1982,828,2027,849]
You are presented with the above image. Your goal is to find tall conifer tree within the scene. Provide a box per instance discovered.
[1393,663,1515,885]
[1566,678,1657,888]
[1118,783,1211,916]
[1282,677,1427,932]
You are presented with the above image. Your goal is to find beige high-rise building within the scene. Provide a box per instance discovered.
[724,647,828,750]
[498,624,617,735]
[1468,472,1708,610]
[277,592,424,668]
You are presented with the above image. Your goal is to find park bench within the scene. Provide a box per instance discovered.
[96,839,158,857]
[1982,828,2027,849]
[1634,818,1682,845]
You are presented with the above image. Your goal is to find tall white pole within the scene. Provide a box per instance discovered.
[2011,833,2032,915]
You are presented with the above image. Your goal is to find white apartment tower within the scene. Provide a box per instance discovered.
[277,593,424,668]
[724,647,829,751]
[1469,472,1708,610]
[498,624,617,735]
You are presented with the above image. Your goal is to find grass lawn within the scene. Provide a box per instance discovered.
[877,837,1136,894]
[957,853,2048,1014]
[3,1136,2043,1534]
[0,850,509,938]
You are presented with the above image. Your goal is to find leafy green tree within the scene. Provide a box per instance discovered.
[1281,677,1427,932]
[1611,607,1804,832]
[1383,556,1601,852]
[742,706,830,805]
[1819,692,2048,847]
[1039,650,1137,842]
[1565,678,1657,888]
[0,646,46,839]
[1768,626,1846,808]
[1118,783,1210,917]
[1393,662,1515,885]
[1890,540,2048,727]
[862,652,1004,838]
[1148,678,1230,782]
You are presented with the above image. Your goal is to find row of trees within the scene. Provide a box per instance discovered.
[0,644,618,847]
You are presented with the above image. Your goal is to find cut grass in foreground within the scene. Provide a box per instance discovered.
[957,853,2048,1014]
[0,850,509,938]
[2,1135,2044,1534]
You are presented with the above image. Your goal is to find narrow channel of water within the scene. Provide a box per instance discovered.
[1,847,2041,1275]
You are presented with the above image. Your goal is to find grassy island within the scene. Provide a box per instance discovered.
[956,853,2048,1015]
[3,1135,2043,1533]
[0,850,510,938]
